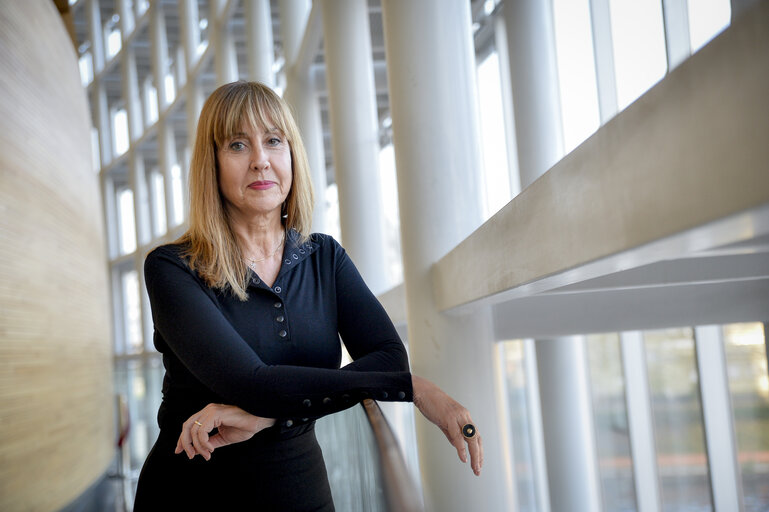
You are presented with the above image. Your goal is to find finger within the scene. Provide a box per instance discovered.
[192,421,214,460]
[467,434,482,476]
[180,420,197,459]
[445,427,467,464]
[190,420,211,461]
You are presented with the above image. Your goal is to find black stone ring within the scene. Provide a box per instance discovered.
[462,423,477,439]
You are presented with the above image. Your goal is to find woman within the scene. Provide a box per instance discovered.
[133,81,482,510]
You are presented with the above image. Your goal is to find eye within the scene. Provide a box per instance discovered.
[228,141,246,151]
[266,136,283,146]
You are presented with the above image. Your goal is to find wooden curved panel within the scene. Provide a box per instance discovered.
[0,2,114,511]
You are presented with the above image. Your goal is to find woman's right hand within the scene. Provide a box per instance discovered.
[175,403,276,461]
[411,375,484,476]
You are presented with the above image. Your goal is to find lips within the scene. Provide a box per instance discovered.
[248,180,275,190]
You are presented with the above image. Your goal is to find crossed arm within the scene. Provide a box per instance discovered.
[146,244,483,476]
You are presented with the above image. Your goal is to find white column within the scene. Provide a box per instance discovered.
[694,325,744,512]
[86,0,105,73]
[278,0,310,66]
[503,0,563,188]
[280,0,327,233]
[178,1,204,147]
[213,5,238,85]
[244,0,274,85]
[178,0,201,70]
[121,48,144,142]
[662,0,691,71]
[285,70,327,233]
[117,0,135,38]
[94,83,112,165]
[536,338,603,512]
[505,3,601,512]
[150,2,170,111]
[621,331,662,512]
[382,1,510,510]
[320,0,388,294]
[589,0,619,124]
[159,123,179,230]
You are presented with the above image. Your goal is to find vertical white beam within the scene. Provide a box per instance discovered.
[121,47,144,142]
[244,0,275,85]
[150,2,170,111]
[86,0,105,72]
[280,1,327,233]
[382,1,509,510]
[117,0,135,38]
[278,0,311,67]
[159,123,179,230]
[284,69,327,233]
[503,0,563,188]
[320,0,388,294]
[662,0,692,71]
[102,175,119,259]
[523,339,551,512]
[130,153,152,247]
[493,344,518,511]
[178,0,201,71]
[620,331,662,512]
[535,337,603,512]
[694,325,744,512]
[505,2,600,511]
[589,0,619,124]
[178,0,204,147]
[492,14,521,199]
[213,6,238,85]
[95,83,113,165]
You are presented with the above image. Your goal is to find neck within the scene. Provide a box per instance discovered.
[228,211,285,260]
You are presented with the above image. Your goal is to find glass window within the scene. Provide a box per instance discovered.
[113,107,129,156]
[78,51,93,86]
[325,183,341,243]
[117,187,137,254]
[143,78,158,126]
[107,26,122,58]
[171,163,184,226]
[608,0,668,110]
[586,333,637,511]
[121,269,143,354]
[150,171,167,236]
[113,356,163,477]
[379,144,403,285]
[553,0,601,153]
[164,72,176,105]
[644,327,713,511]
[687,0,731,53]
[477,50,512,220]
[501,340,538,512]
[722,322,769,512]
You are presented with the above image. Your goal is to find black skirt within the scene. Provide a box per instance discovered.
[133,422,334,511]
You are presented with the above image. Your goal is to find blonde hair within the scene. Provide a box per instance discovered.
[176,81,314,300]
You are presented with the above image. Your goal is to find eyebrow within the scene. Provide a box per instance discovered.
[229,127,282,139]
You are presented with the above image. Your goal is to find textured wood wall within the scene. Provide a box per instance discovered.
[0,1,115,511]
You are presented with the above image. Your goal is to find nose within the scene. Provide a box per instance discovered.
[250,145,270,171]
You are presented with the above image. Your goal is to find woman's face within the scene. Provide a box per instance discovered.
[217,122,292,222]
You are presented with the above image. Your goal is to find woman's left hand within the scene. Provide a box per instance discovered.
[175,403,275,461]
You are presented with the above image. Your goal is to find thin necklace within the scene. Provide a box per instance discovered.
[245,231,285,270]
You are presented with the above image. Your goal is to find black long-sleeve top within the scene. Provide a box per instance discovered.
[144,230,413,430]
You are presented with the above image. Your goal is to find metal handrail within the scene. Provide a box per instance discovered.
[361,399,424,512]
